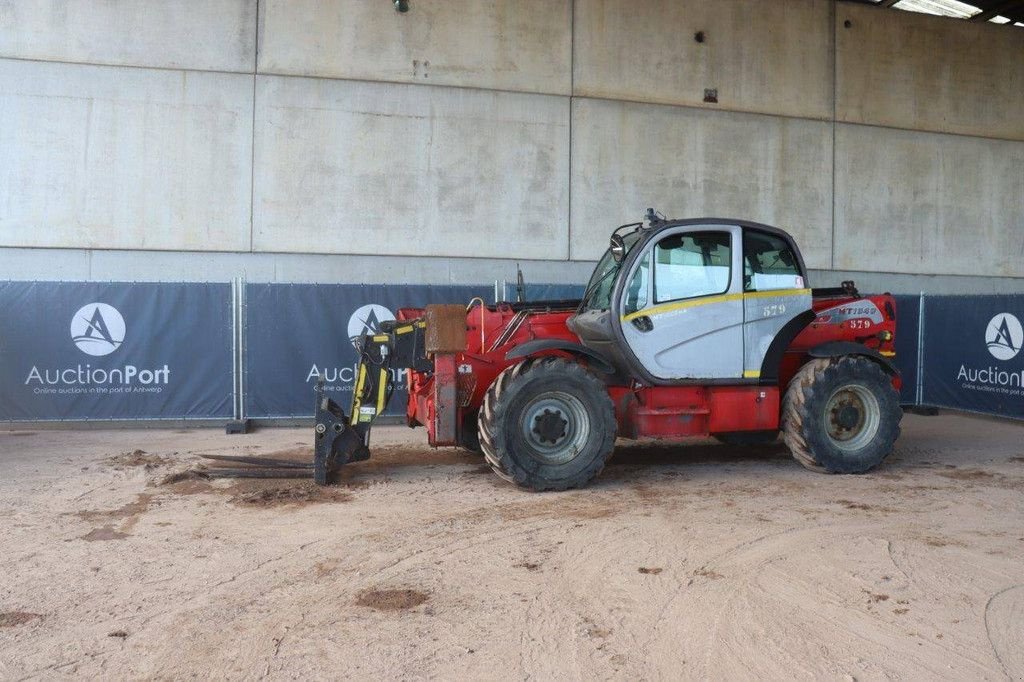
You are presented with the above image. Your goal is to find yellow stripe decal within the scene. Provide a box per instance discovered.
[393,324,415,335]
[743,370,761,378]
[351,364,367,418]
[879,350,896,357]
[622,292,743,322]
[376,368,388,413]
[742,288,812,300]
[621,288,811,322]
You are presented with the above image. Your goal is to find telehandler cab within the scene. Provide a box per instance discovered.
[303,211,903,490]
[304,211,902,491]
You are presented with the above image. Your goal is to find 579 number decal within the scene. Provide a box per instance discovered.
[847,318,873,329]
[762,304,787,317]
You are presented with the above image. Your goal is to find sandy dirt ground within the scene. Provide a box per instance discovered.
[1,413,1023,680]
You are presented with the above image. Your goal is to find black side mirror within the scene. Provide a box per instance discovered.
[610,234,626,263]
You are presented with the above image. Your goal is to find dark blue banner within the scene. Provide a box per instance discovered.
[244,284,491,418]
[921,295,1024,419]
[504,282,584,303]
[0,282,233,420]
[4,283,1017,423]
[893,294,920,405]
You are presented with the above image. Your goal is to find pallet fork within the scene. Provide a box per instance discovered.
[202,320,427,481]
[312,377,371,483]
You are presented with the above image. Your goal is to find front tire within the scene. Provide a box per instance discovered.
[782,356,901,474]
[478,357,616,491]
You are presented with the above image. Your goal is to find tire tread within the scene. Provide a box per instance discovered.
[782,356,901,474]
[477,357,615,491]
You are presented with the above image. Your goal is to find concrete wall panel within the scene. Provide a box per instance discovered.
[7,246,1024,293]
[0,0,256,73]
[93,250,595,285]
[574,0,833,120]
[808,269,1024,295]
[3,248,91,280]
[834,124,1024,277]
[253,76,569,260]
[0,59,254,251]
[836,3,1024,141]
[258,0,571,95]
[570,98,833,267]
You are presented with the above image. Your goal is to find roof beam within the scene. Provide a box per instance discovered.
[878,0,901,6]
[969,0,1021,21]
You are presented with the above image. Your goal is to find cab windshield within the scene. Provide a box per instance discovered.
[581,231,643,311]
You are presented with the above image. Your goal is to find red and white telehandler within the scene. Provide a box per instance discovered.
[308,211,903,490]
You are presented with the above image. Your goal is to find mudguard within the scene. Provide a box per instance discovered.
[504,339,615,374]
[807,341,898,376]
[759,309,816,383]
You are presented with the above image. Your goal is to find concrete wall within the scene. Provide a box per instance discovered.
[258,0,571,94]
[836,2,1024,141]
[0,59,253,251]
[0,0,256,72]
[574,0,834,120]
[1,0,1022,294]
[253,76,569,260]
[570,98,834,267]
[835,123,1024,278]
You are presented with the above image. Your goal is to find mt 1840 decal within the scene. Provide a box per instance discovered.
[815,300,884,327]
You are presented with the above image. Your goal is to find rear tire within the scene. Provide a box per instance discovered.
[713,430,779,446]
[478,357,616,491]
[782,356,901,474]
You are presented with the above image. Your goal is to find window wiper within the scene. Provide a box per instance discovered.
[579,266,619,311]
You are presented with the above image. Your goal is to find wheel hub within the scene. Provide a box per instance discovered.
[532,408,568,445]
[520,392,590,465]
[835,404,861,430]
[824,384,881,451]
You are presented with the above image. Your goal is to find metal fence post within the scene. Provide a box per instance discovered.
[916,292,925,406]
[240,277,247,421]
[230,278,239,421]
[226,276,250,434]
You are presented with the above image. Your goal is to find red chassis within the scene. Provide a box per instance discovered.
[399,291,899,448]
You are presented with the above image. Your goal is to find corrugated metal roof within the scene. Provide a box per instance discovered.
[866,0,1024,27]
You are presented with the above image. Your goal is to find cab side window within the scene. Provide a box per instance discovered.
[623,252,650,314]
[743,231,803,292]
[653,232,731,303]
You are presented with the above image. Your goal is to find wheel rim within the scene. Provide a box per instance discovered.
[824,383,881,452]
[520,391,590,465]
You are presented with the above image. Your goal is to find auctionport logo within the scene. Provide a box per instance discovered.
[307,303,404,392]
[70,303,125,356]
[347,304,395,347]
[956,311,1024,397]
[24,301,169,393]
[986,313,1021,361]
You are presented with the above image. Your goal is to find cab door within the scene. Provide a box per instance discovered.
[741,228,812,378]
[619,226,744,380]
